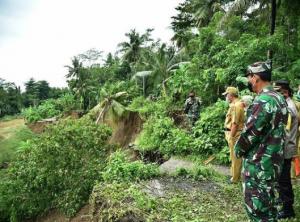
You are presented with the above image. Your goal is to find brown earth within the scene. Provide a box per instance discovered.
[27,118,57,134]
[33,205,90,222]
[106,111,143,147]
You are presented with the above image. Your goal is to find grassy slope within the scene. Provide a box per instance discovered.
[0,118,34,164]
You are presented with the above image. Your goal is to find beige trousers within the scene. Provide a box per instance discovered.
[225,132,242,183]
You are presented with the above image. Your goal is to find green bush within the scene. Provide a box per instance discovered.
[102,150,159,182]
[22,99,60,123]
[160,127,193,155]
[137,116,193,156]
[0,118,113,221]
[137,100,228,158]
[90,182,157,222]
[98,81,140,106]
[137,116,175,153]
[174,165,221,181]
[128,96,172,118]
[192,100,228,156]
[55,93,80,113]
[22,94,80,123]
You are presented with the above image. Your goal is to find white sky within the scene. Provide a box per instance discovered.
[0,0,183,89]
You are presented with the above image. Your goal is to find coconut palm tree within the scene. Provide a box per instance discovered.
[132,43,190,96]
[191,0,224,27]
[95,91,128,124]
[118,29,153,65]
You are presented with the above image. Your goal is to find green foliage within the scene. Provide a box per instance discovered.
[128,96,172,118]
[22,93,80,123]
[0,79,22,117]
[22,99,60,123]
[90,182,157,222]
[102,150,159,183]
[192,100,228,156]
[174,164,221,181]
[166,66,203,104]
[215,146,230,165]
[160,127,193,155]
[98,81,139,106]
[55,93,80,113]
[0,118,113,220]
[294,185,300,218]
[23,78,66,108]
[0,127,34,165]
[137,100,228,159]
[89,177,249,222]
[137,116,192,156]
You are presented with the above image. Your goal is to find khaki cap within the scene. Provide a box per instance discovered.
[222,87,238,96]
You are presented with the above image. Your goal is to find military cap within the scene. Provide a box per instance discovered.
[222,86,238,95]
[274,80,293,95]
[246,61,271,81]
[274,80,291,90]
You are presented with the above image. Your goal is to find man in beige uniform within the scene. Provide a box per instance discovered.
[223,87,245,183]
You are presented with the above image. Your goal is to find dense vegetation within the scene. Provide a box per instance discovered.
[1,0,300,221]
[0,78,67,118]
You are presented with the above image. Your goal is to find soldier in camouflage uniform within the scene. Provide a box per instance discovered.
[184,91,201,126]
[234,62,288,222]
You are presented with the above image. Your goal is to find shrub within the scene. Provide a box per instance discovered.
[128,96,172,118]
[22,99,60,123]
[137,100,227,158]
[0,118,113,220]
[102,150,159,183]
[22,94,80,123]
[55,93,80,113]
[192,100,228,155]
[137,116,175,152]
[89,182,157,222]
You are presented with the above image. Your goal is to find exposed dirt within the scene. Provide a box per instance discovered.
[34,205,90,222]
[99,110,143,147]
[26,118,57,134]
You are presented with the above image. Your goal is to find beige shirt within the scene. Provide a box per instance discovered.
[225,98,245,131]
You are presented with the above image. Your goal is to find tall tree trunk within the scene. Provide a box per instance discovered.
[268,0,277,68]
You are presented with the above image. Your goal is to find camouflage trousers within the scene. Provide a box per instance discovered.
[243,176,278,222]
[187,114,199,126]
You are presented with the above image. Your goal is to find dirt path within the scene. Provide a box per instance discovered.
[0,119,25,140]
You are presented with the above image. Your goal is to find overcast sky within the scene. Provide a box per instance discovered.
[0,0,183,89]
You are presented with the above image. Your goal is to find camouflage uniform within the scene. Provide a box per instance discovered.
[234,85,288,222]
[184,97,201,125]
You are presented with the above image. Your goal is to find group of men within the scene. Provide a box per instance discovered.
[184,61,300,221]
[224,62,300,221]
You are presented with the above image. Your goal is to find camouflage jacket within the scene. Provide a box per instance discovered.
[184,97,201,118]
[234,85,288,180]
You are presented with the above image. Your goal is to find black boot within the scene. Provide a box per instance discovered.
[277,207,295,220]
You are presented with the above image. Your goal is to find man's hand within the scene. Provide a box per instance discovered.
[230,123,238,138]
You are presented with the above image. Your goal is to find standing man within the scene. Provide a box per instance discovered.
[184,91,201,126]
[223,87,245,183]
[234,62,288,222]
[274,80,297,219]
